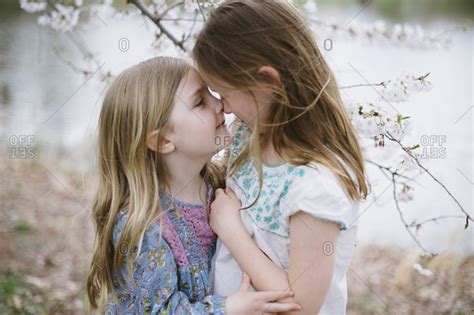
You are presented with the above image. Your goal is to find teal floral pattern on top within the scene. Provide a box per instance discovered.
[226,122,308,238]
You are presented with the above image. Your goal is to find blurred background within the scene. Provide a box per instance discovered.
[0,0,473,313]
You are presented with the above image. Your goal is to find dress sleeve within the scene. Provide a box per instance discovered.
[110,216,226,314]
[282,164,357,231]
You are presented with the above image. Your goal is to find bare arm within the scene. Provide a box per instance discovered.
[220,212,339,314]
[213,190,339,314]
[284,212,339,314]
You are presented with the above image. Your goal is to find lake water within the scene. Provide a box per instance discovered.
[1,2,472,255]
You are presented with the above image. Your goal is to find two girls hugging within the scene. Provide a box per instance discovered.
[86,1,368,314]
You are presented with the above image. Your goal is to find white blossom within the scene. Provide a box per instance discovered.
[380,73,432,103]
[184,0,223,10]
[351,111,384,139]
[413,263,434,277]
[38,4,81,32]
[313,18,453,49]
[90,0,117,20]
[382,115,412,141]
[19,0,46,13]
[396,152,419,172]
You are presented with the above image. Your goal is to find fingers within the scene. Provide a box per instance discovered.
[225,187,236,196]
[261,302,301,313]
[255,289,294,301]
[238,272,251,291]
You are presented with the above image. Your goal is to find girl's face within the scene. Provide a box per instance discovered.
[203,77,273,130]
[167,69,230,158]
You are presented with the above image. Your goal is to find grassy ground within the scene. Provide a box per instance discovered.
[1,154,473,314]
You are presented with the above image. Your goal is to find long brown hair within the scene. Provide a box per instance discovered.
[86,57,224,311]
[193,0,368,204]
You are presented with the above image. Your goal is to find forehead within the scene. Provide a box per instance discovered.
[196,67,234,93]
[176,68,205,100]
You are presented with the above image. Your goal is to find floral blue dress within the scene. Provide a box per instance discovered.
[105,184,226,314]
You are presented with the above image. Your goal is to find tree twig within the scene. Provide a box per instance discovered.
[391,173,435,256]
[196,0,207,22]
[386,131,472,227]
[157,1,184,20]
[128,0,186,52]
[340,82,384,89]
[407,215,465,227]
[182,11,199,43]
[366,159,415,181]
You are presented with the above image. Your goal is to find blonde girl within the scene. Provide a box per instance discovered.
[193,1,369,314]
[86,56,301,314]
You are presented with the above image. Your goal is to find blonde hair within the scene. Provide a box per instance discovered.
[193,0,368,205]
[86,57,224,311]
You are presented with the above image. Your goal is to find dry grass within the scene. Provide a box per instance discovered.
[347,245,474,314]
[0,153,473,314]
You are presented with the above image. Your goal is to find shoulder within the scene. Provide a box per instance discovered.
[286,162,347,193]
[284,163,358,231]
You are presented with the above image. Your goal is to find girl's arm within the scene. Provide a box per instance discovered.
[211,189,340,314]
[111,221,300,314]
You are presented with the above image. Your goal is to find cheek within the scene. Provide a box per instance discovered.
[176,111,219,153]
[187,115,214,139]
[228,96,256,123]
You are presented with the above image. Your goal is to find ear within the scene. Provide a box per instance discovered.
[146,129,176,154]
[258,66,282,87]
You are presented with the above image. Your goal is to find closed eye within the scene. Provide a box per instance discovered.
[194,98,205,108]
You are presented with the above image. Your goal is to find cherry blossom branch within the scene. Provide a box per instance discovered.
[196,0,207,22]
[308,17,462,49]
[407,215,466,228]
[386,131,472,228]
[128,0,187,52]
[341,83,384,89]
[366,159,416,182]
[391,173,435,255]
[156,1,184,20]
[181,10,200,43]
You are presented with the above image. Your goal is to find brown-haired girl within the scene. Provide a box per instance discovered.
[193,1,369,314]
[86,56,301,314]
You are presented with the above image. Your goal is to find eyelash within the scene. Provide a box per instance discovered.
[195,98,205,107]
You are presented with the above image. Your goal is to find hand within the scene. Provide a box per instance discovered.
[209,187,243,237]
[225,273,301,315]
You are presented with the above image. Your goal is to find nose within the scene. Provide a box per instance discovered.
[215,100,224,114]
[222,102,232,114]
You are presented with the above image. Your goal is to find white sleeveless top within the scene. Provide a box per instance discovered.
[210,121,360,314]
